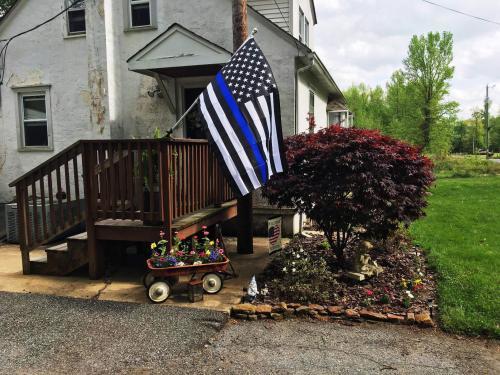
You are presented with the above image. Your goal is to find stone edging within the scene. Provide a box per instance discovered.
[231,303,435,327]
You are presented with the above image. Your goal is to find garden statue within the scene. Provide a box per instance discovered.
[347,241,384,281]
[243,275,259,302]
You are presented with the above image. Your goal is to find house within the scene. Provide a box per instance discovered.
[0,0,349,242]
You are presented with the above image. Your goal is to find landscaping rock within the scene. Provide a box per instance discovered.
[308,310,319,317]
[387,313,405,323]
[258,314,267,320]
[319,310,329,316]
[406,312,416,323]
[272,305,285,313]
[271,313,284,321]
[284,308,295,318]
[308,304,325,312]
[359,309,388,322]
[295,306,310,316]
[345,309,360,319]
[279,302,288,310]
[232,304,256,314]
[288,303,301,309]
[255,305,272,315]
[248,314,258,321]
[233,314,248,320]
[415,312,434,327]
[327,306,344,315]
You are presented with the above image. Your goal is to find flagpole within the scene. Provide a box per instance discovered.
[165,97,200,138]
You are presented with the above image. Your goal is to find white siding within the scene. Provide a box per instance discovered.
[292,0,315,48]
[248,0,290,32]
[297,74,328,134]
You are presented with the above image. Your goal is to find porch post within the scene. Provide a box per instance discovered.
[233,0,254,254]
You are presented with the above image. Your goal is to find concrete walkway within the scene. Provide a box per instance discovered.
[0,292,498,374]
[0,237,273,312]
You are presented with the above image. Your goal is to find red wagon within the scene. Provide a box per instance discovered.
[143,256,234,303]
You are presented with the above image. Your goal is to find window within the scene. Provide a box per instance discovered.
[309,90,315,114]
[17,88,52,150]
[130,0,152,27]
[299,8,305,43]
[66,0,86,35]
[299,8,310,46]
[304,18,310,46]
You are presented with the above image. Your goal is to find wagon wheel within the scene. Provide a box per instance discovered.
[202,273,224,294]
[147,280,171,303]
[142,271,156,288]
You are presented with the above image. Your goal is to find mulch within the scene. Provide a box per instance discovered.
[258,233,437,314]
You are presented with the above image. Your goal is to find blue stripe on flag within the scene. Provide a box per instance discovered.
[215,73,267,183]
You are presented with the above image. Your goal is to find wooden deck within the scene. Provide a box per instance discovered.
[94,200,237,242]
[10,139,238,278]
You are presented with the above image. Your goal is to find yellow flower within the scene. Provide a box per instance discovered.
[205,250,211,256]
[151,243,157,250]
[414,279,422,285]
[209,241,214,246]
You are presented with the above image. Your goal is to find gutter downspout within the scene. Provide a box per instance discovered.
[295,53,314,135]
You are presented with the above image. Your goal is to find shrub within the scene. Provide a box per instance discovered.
[261,239,338,304]
[432,155,500,178]
[262,126,434,266]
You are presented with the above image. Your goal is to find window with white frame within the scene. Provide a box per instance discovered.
[129,0,152,28]
[309,90,315,114]
[17,89,52,149]
[299,8,310,46]
[299,8,305,43]
[66,0,86,35]
[304,18,310,46]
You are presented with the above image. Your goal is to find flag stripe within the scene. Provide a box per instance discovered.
[215,73,268,182]
[270,92,284,173]
[205,85,261,190]
[243,101,273,179]
[256,96,277,176]
[199,93,249,195]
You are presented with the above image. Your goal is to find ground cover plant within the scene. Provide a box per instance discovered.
[410,176,500,338]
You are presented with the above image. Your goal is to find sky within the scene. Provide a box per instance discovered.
[314,0,500,118]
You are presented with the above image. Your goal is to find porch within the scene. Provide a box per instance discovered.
[9,138,240,279]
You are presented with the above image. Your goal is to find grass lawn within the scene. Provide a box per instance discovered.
[410,176,500,338]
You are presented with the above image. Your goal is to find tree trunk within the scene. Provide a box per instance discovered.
[422,104,431,149]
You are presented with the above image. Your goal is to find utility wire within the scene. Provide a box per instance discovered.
[420,0,500,26]
[0,0,85,85]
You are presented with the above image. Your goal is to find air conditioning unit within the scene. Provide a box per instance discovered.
[5,201,50,244]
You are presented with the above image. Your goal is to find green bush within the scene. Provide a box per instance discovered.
[433,155,500,178]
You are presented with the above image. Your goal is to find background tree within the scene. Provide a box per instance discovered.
[403,31,457,152]
[262,126,434,267]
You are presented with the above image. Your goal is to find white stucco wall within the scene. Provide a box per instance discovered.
[296,72,328,134]
[0,0,110,203]
[0,0,325,203]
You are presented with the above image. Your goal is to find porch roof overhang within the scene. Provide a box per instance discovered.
[127,23,232,78]
[296,53,346,104]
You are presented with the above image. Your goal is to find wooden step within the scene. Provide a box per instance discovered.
[46,243,69,254]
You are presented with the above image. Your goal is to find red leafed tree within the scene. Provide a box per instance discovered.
[262,126,434,266]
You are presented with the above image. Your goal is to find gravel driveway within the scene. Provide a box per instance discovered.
[0,292,498,374]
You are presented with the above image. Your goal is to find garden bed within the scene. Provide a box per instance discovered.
[256,233,436,316]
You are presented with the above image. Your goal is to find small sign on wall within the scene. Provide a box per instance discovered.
[268,216,282,254]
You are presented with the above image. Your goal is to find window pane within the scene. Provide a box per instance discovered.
[305,19,309,45]
[131,3,151,27]
[68,9,86,33]
[299,10,304,41]
[23,96,46,120]
[24,121,48,146]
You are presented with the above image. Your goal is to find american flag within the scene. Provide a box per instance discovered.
[198,37,286,196]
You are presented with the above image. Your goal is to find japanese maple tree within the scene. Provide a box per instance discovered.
[262,126,434,267]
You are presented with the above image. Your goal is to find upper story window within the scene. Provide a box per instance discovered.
[16,87,53,150]
[66,0,86,35]
[298,7,310,46]
[130,0,152,28]
[309,90,315,114]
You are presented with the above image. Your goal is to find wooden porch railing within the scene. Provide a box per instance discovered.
[9,138,237,275]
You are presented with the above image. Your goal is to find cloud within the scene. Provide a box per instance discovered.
[314,0,500,117]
